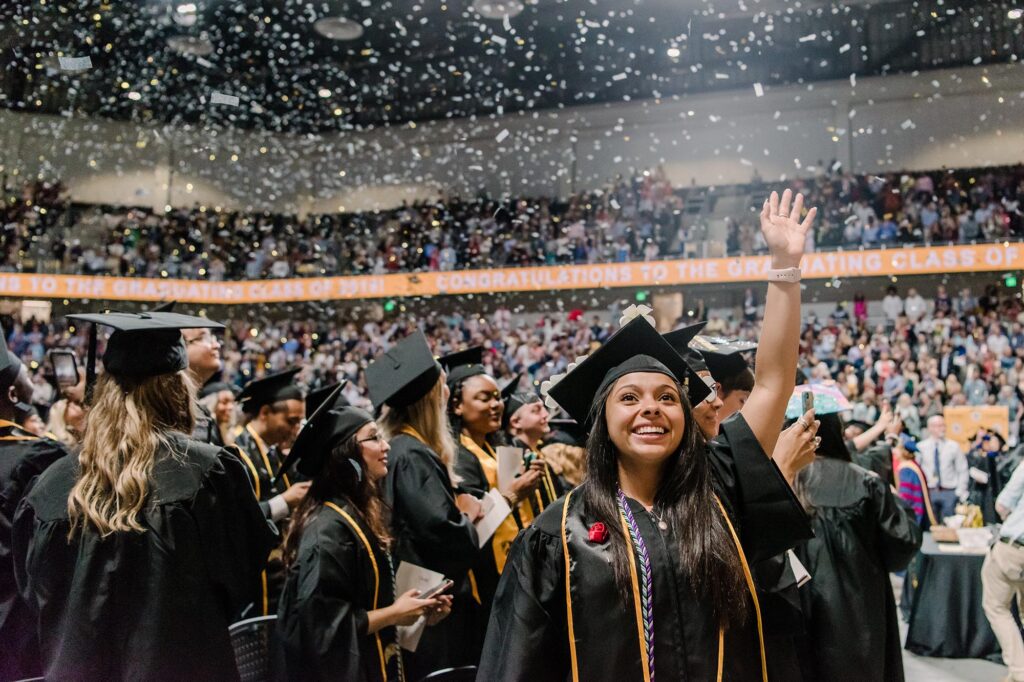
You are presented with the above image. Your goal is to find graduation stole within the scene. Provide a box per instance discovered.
[897,459,938,526]
[559,490,767,682]
[245,424,291,489]
[523,441,559,507]
[324,501,405,682]
[0,419,38,441]
[459,434,522,573]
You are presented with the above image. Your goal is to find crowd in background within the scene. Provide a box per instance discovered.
[1,164,1022,280]
[7,279,1024,455]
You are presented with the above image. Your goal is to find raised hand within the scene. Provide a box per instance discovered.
[760,189,818,269]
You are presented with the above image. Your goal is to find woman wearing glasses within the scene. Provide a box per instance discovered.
[277,395,452,682]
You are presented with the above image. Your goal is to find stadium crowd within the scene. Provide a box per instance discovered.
[2,164,1022,280]
[8,278,1024,452]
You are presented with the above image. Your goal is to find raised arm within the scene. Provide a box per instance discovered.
[740,189,817,456]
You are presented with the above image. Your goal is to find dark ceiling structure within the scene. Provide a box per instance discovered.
[0,0,1021,134]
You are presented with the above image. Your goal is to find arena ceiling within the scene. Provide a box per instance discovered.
[0,0,1020,134]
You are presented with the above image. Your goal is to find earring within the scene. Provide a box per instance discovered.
[349,458,363,483]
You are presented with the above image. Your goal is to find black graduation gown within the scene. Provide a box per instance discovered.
[192,400,225,447]
[478,414,813,682]
[793,458,923,682]
[234,425,291,617]
[12,433,277,682]
[277,498,404,682]
[0,423,70,682]
[382,433,480,680]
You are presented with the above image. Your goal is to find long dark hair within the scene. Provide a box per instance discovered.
[580,377,749,627]
[282,433,391,569]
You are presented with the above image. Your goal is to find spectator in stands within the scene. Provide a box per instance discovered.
[904,287,928,324]
[882,286,904,323]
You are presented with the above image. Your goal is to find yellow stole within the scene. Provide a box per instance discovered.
[323,502,395,682]
[459,435,521,572]
[525,441,559,506]
[0,419,37,441]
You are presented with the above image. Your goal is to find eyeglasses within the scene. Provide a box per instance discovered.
[358,433,386,444]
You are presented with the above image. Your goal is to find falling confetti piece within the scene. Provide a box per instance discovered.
[798,34,817,43]
[753,83,764,97]
[612,72,627,81]
[900,119,915,130]
[210,92,239,106]
[58,55,92,71]
[495,129,509,143]
[491,35,507,47]
[838,43,851,54]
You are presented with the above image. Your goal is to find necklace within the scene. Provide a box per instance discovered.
[648,507,668,531]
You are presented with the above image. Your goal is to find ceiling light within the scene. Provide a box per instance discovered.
[166,35,214,56]
[1009,8,1023,19]
[666,47,680,58]
[318,87,332,98]
[313,16,364,41]
[472,0,525,20]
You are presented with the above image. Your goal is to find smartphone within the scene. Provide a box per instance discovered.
[50,350,79,388]
[801,390,815,415]
[419,579,454,600]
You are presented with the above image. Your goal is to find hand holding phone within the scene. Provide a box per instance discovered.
[418,579,454,600]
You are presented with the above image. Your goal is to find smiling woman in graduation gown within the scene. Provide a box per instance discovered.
[367,333,481,679]
[11,312,277,681]
[276,394,451,682]
[480,189,818,682]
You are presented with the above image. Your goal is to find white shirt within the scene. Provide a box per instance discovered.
[904,295,928,323]
[882,295,904,321]
[916,437,969,499]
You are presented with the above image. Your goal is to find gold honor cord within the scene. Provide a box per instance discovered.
[324,502,388,681]
[559,491,764,682]
[246,424,291,489]
[559,490,580,682]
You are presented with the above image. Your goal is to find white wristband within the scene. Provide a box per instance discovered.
[767,267,801,283]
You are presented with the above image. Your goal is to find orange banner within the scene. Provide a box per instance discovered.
[2,243,1021,304]
[944,406,1010,452]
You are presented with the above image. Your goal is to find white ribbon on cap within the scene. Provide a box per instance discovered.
[540,304,657,412]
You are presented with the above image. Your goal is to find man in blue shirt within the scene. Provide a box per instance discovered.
[982,459,1024,681]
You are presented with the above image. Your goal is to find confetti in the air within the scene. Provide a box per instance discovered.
[58,55,92,71]
[753,83,764,97]
[495,129,510,143]
[210,92,240,107]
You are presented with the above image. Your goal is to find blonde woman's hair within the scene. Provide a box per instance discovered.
[45,398,80,448]
[380,373,460,485]
[67,371,196,538]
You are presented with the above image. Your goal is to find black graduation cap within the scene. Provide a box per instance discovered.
[545,316,711,426]
[365,331,442,409]
[545,418,587,448]
[662,320,708,351]
[306,381,351,417]
[65,312,224,391]
[501,375,533,429]
[14,401,38,422]
[439,346,483,372]
[0,348,15,381]
[237,368,303,414]
[278,383,375,478]
[198,381,240,400]
[690,336,758,383]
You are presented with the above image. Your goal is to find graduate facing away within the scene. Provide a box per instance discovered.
[478,190,818,682]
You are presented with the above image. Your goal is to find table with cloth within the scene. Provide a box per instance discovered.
[903,531,1015,662]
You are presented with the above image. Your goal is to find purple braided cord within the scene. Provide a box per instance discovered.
[617,490,655,681]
